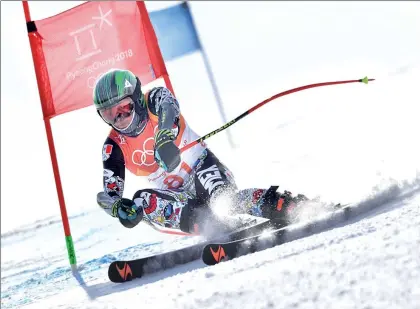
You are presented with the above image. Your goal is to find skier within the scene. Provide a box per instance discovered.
[94,69,308,236]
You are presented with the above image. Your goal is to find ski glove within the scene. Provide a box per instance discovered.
[154,129,181,173]
[111,198,143,228]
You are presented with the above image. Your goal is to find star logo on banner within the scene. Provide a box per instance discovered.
[92,5,112,30]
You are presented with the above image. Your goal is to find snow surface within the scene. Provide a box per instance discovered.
[2,181,420,309]
[2,2,420,308]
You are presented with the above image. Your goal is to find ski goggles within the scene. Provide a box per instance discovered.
[99,97,135,130]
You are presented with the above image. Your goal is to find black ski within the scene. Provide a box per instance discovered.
[108,216,272,283]
[108,186,283,283]
[108,241,204,283]
[202,203,353,265]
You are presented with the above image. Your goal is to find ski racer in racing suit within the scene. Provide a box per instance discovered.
[94,69,308,235]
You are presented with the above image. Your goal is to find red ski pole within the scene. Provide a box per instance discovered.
[180,76,374,153]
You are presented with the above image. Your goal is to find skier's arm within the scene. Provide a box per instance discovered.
[97,138,143,228]
[147,87,181,131]
[148,87,182,172]
[97,137,126,217]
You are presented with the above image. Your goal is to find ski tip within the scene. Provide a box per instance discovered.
[202,244,228,266]
[360,76,375,84]
[108,261,134,283]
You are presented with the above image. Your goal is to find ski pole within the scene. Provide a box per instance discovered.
[180,76,374,153]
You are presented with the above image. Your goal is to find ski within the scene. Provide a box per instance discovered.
[108,216,272,283]
[202,202,353,265]
[108,241,204,283]
[107,185,283,283]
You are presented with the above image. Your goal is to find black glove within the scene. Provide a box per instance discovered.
[111,198,143,228]
[154,129,181,172]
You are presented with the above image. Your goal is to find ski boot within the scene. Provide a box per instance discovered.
[257,186,309,228]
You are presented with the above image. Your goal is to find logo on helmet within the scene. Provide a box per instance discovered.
[124,79,132,88]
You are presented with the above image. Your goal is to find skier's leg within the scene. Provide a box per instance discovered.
[193,148,238,207]
[129,149,237,235]
[187,149,310,228]
[184,149,310,231]
[131,186,238,236]
[131,188,192,230]
[173,149,239,234]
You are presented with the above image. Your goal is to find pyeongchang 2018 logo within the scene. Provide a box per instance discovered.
[66,5,113,81]
[64,4,135,89]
